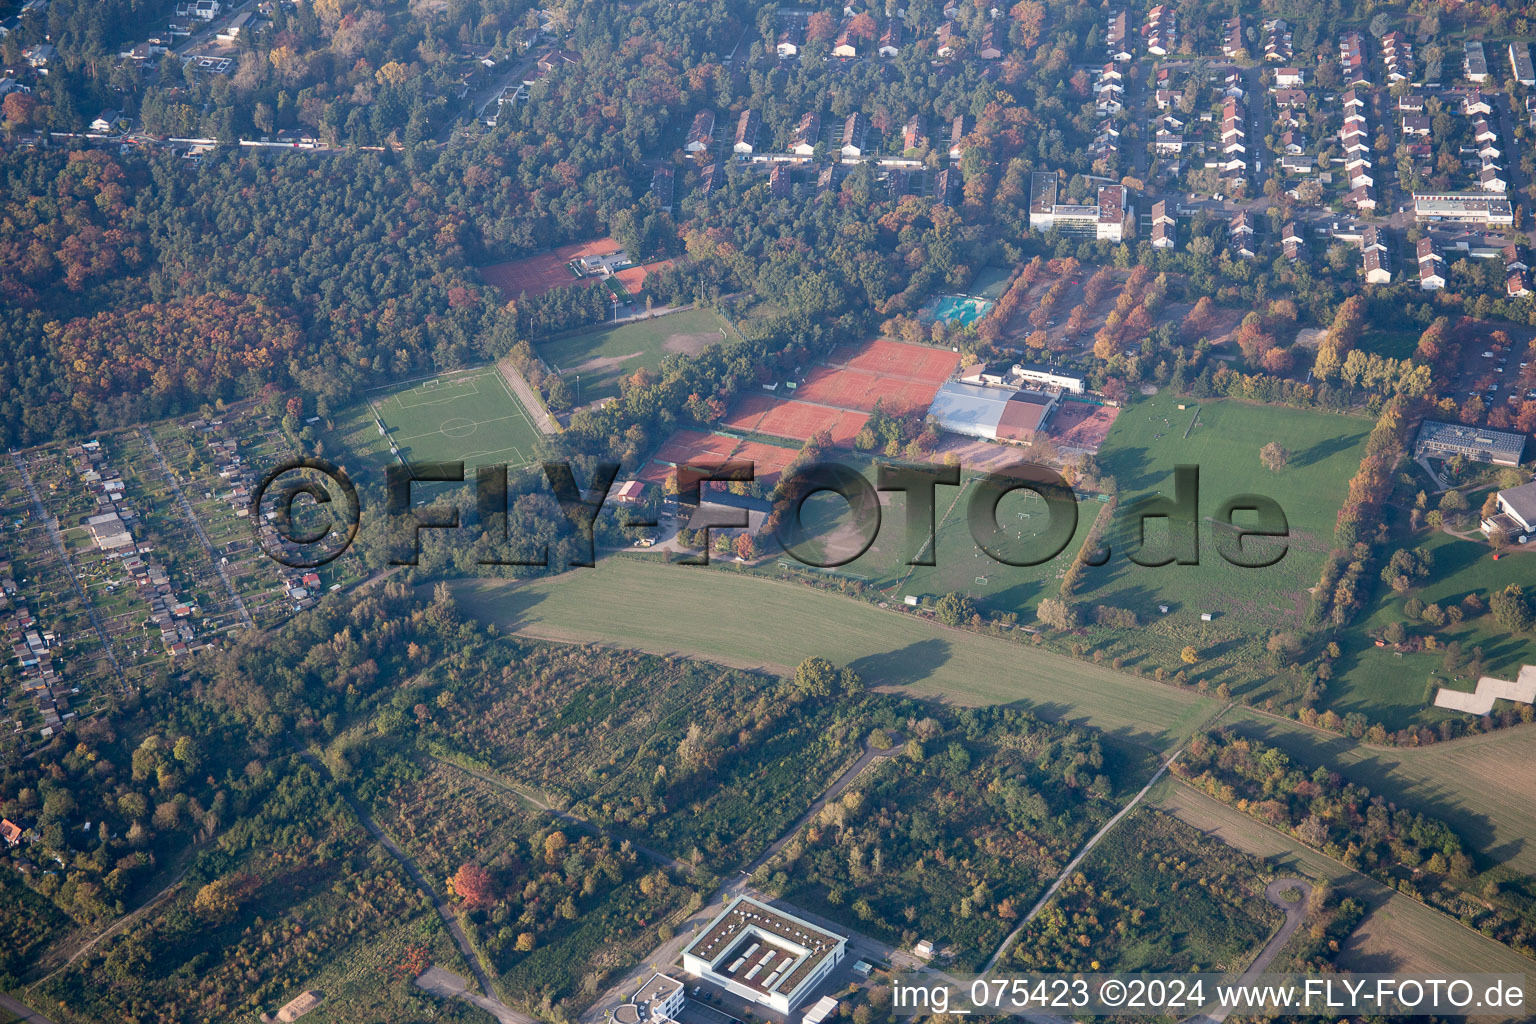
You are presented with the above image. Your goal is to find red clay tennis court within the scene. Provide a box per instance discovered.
[612,259,673,297]
[479,236,621,299]
[826,338,961,385]
[723,395,871,446]
[793,366,938,416]
[639,430,800,486]
[1048,401,1120,450]
[717,337,957,444]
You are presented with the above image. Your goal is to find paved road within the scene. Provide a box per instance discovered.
[1493,92,1530,227]
[137,427,253,628]
[0,992,59,1024]
[417,966,530,1024]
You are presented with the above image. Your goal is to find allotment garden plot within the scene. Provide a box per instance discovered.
[367,367,543,471]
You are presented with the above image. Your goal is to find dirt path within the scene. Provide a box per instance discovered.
[1183,878,1311,1024]
[27,863,192,989]
[297,753,538,1024]
[985,750,1183,974]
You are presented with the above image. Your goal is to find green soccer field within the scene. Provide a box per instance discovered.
[782,460,1097,616]
[367,367,543,470]
[535,307,733,406]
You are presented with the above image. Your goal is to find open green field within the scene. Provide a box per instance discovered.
[363,366,543,471]
[1335,528,1536,728]
[785,461,1098,617]
[535,307,732,406]
[1228,709,1536,876]
[1055,394,1371,688]
[1082,393,1372,628]
[447,556,1217,752]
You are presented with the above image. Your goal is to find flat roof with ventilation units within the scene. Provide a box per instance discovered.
[681,897,847,1014]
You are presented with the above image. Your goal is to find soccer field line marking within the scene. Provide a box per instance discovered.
[389,411,534,445]
[362,366,490,395]
[887,477,974,595]
[455,445,532,468]
[393,378,485,410]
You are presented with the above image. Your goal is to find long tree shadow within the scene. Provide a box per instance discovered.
[1289,431,1368,470]
[849,637,953,687]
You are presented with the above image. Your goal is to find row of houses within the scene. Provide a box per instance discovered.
[1381,30,1414,84]
[1282,221,1305,262]
[1360,225,1391,284]
[1339,30,1368,89]
[1513,42,1536,86]
[935,17,1006,60]
[1418,236,1448,290]
[1466,40,1489,83]
[1216,94,1249,189]
[774,12,903,59]
[1150,200,1174,249]
[687,108,967,163]
[1221,16,1243,60]
[1143,4,1175,57]
[1263,18,1293,64]
[1340,87,1379,214]
[1419,236,1531,295]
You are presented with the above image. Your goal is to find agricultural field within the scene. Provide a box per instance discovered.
[446,556,1218,753]
[535,308,734,407]
[1065,392,1373,691]
[1006,805,1281,973]
[1154,781,1534,979]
